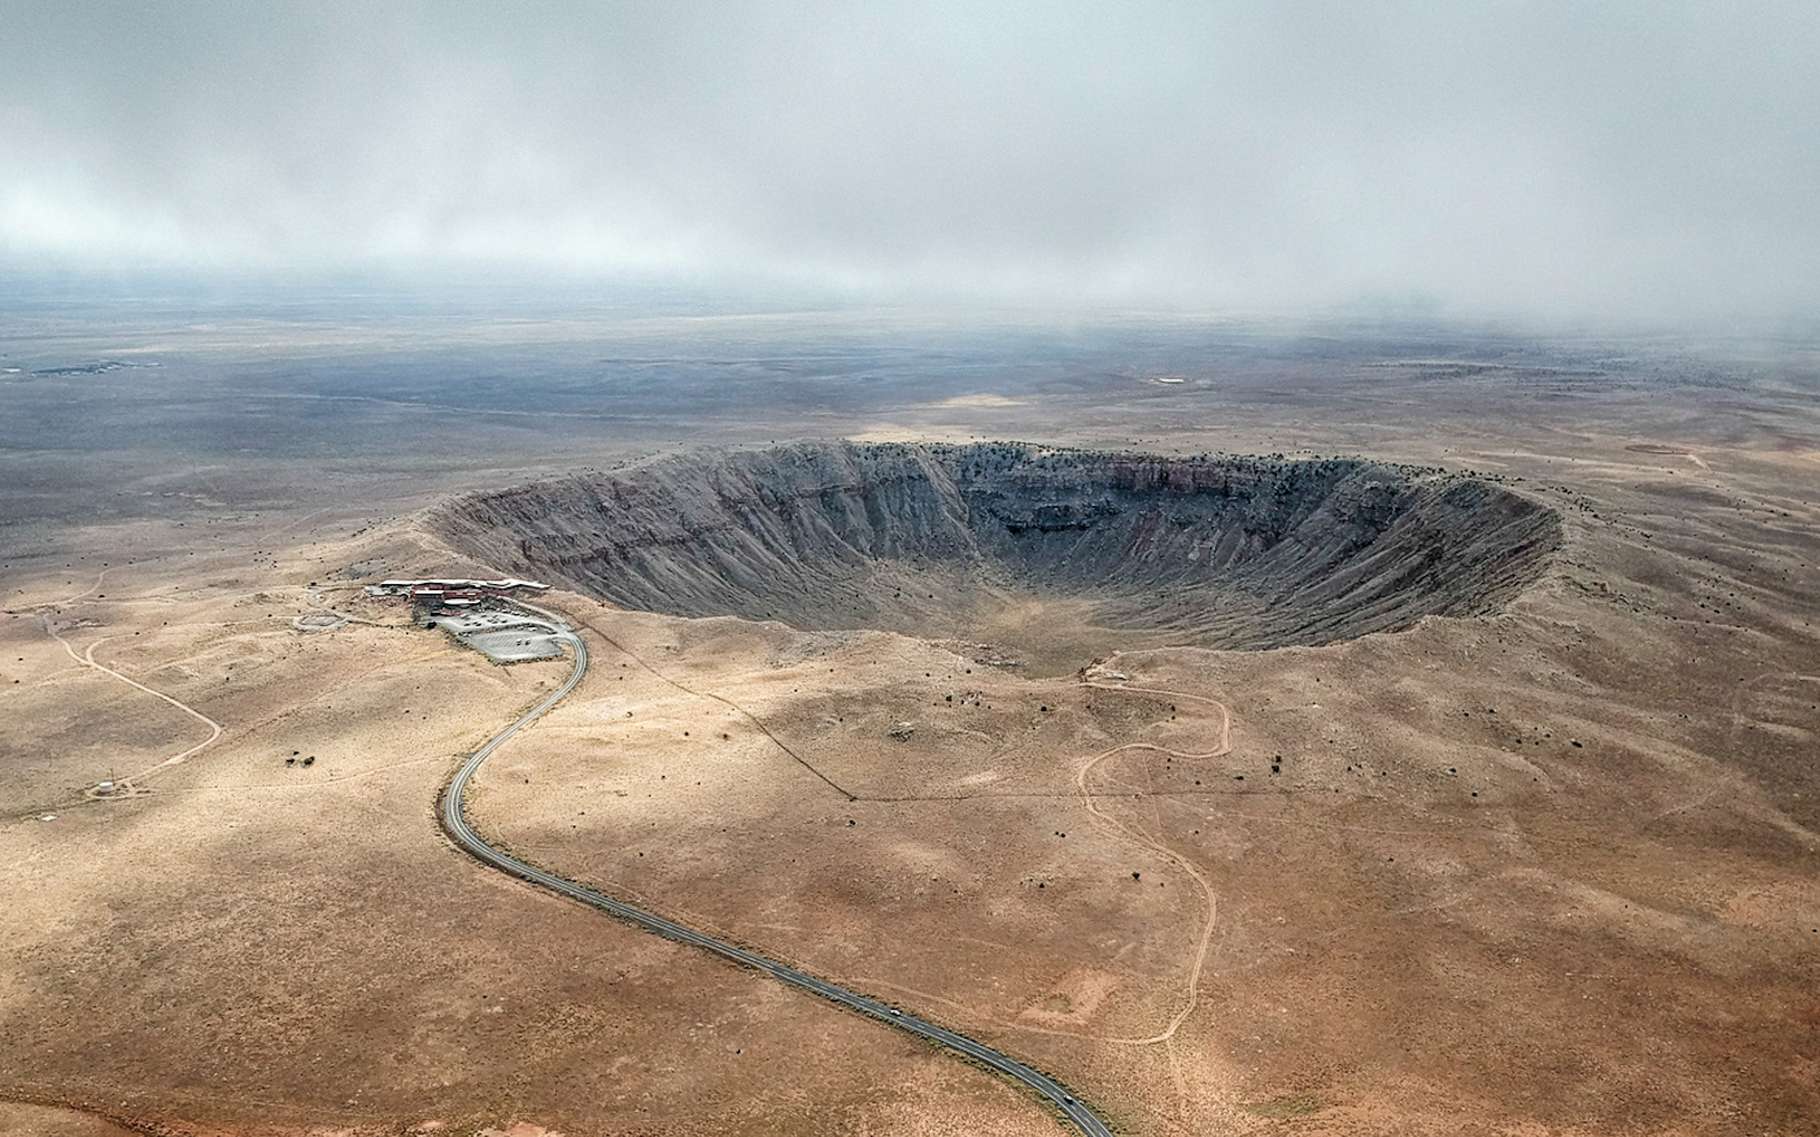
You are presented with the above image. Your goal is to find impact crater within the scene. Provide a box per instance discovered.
[431,442,1561,672]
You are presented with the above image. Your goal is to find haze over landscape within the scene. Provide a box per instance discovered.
[6,1,1820,319]
[3,5,1817,1137]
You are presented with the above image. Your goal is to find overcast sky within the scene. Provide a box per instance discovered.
[4,2,1816,319]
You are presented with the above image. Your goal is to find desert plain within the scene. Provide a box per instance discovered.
[2,304,1816,1137]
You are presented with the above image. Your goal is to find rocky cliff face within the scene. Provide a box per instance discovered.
[431,442,1561,654]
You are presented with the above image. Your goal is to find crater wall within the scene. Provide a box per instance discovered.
[431,442,1561,657]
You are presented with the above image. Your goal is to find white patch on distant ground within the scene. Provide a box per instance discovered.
[847,425,975,444]
[931,393,1026,408]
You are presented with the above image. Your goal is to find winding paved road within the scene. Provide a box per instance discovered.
[438,608,1115,1137]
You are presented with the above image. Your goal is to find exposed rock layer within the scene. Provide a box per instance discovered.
[431,442,1561,652]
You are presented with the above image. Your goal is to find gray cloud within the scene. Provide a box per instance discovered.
[4,1,1817,319]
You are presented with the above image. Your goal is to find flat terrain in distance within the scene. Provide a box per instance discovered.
[2,299,1816,1136]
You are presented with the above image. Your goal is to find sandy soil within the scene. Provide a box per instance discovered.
[2,322,1816,1136]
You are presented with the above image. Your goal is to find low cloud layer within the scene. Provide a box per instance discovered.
[5,2,1817,318]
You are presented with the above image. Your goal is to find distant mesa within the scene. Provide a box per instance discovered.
[430,442,1560,665]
